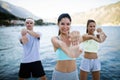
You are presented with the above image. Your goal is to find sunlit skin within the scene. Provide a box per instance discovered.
[21,20,34,37]
[55,18,77,72]
[80,20,107,80]
[19,19,47,80]
[51,17,82,74]
[58,18,81,46]
[58,18,71,46]
[87,22,96,35]
[97,28,102,33]
[25,20,34,30]
[58,18,71,35]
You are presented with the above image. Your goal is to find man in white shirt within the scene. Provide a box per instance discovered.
[18,18,47,80]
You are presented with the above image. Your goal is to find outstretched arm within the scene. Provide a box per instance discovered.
[82,34,103,43]
[97,32,107,42]
[20,28,28,45]
[51,37,82,58]
[96,28,107,43]
[27,30,40,39]
[69,31,83,44]
[82,32,107,43]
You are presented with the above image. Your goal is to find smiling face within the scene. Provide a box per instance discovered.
[25,19,34,30]
[87,22,96,34]
[58,17,71,35]
[86,19,96,35]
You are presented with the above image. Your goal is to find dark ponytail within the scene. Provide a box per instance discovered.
[58,30,60,35]
[57,13,71,35]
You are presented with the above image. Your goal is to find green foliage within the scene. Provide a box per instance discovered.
[0,12,17,20]
[35,19,43,25]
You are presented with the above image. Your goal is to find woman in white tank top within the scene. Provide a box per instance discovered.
[79,19,107,80]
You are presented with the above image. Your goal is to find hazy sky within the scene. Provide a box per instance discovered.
[3,0,119,19]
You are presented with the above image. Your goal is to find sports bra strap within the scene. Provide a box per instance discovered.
[56,36,61,40]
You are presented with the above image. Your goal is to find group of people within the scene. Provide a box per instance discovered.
[18,13,107,80]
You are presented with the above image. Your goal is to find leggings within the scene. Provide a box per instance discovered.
[52,69,79,80]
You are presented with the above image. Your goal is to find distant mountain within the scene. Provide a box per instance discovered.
[48,1,120,26]
[71,1,120,25]
[0,4,17,20]
[0,0,40,20]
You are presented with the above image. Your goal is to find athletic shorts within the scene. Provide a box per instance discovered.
[19,61,45,78]
[80,58,101,72]
[52,69,79,80]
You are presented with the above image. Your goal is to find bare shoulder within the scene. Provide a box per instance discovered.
[51,36,59,43]
[82,33,87,36]
[82,33,88,38]
[51,36,61,50]
[51,36,58,40]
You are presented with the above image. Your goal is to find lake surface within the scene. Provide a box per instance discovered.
[0,25,120,80]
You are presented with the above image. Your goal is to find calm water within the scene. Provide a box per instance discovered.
[0,25,120,80]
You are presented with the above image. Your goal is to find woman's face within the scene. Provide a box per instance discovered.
[58,17,71,35]
[25,20,34,30]
[87,22,96,34]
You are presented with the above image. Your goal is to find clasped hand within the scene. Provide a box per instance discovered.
[69,31,81,46]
